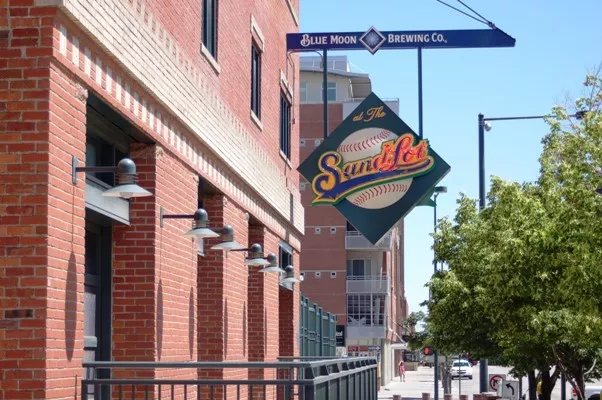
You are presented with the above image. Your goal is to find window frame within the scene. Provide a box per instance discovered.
[279,92,291,159]
[250,42,262,119]
[299,81,308,102]
[279,243,293,273]
[322,81,337,101]
[202,0,218,59]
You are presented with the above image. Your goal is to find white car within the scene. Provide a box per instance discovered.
[450,359,473,380]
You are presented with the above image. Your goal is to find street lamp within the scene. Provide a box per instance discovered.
[477,110,585,392]
[479,111,586,209]
[432,185,447,400]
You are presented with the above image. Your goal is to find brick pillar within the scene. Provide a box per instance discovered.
[247,225,279,398]
[0,4,87,394]
[198,194,248,397]
[112,145,199,386]
[111,145,159,388]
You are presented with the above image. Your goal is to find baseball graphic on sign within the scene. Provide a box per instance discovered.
[337,127,411,209]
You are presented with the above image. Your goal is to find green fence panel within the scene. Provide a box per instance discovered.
[300,295,337,357]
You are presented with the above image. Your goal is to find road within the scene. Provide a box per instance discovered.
[378,364,584,400]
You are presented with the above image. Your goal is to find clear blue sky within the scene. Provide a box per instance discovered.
[299,0,602,314]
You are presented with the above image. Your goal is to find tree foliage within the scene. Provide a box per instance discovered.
[427,73,602,400]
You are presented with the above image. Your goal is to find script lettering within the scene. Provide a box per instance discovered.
[352,106,386,123]
[311,134,434,204]
[365,106,385,121]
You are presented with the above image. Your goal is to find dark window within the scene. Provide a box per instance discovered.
[279,243,292,272]
[202,0,218,58]
[84,217,112,399]
[251,43,261,118]
[279,93,291,159]
[86,104,130,187]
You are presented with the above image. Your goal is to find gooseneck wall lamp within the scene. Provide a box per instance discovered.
[160,207,220,239]
[210,225,245,251]
[281,265,300,284]
[160,206,290,272]
[259,254,285,273]
[238,243,271,266]
[72,156,152,199]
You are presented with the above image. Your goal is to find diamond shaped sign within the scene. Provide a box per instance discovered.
[298,93,451,244]
[359,27,386,54]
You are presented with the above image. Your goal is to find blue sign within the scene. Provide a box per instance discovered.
[287,27,515,53]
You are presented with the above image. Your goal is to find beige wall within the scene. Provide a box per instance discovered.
[301,71,353,103]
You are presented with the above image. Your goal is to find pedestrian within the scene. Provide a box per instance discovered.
[537,379,543,400]
[399,360,406,382]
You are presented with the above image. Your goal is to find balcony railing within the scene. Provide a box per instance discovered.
[345,231,392,251]
[81,357,378,400]
[346,325,387,340]
[346,276,389,294]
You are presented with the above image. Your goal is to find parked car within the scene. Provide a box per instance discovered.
[571,385,602,400]
[450,359,473,380]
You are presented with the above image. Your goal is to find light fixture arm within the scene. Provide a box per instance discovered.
[229,243,264,256]
[160,207,197,227]
[72,156,120,184]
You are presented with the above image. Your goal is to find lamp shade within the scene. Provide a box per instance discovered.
[280,265,300,283]
[246,257,271,266]
[184,209,219,239]
[102,183,152,199]
[259,253,284,273]
[210,225,245,250]
[244,243,270,266]
[102,158,152,199]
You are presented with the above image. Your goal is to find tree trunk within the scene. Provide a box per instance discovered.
[442,362,452,394]
[541,369,553,400]
[528,370,537,400]
[570,368,586,400]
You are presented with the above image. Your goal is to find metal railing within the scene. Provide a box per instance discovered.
[81,357,378,400]
[344,231,392,250]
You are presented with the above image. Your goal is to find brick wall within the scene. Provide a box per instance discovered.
[0,1,88,397]
[197,194,249,399]
[55,0,304,237]
[1,0,303,396]
[298,101,348,324]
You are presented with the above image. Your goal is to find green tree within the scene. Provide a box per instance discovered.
[428,73,602,400]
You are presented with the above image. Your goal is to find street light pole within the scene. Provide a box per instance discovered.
[478,113,486,210]
[432,185,447,400]
[477,110,585,393]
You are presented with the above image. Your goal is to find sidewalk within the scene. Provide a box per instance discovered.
[379,366,444,400]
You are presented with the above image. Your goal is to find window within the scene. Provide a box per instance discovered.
[251,43,261,118]
[322,81,336,101]
[279,242,293,273]
[202,0,217,58]
[314,227,321,234]
[315,271,321,278]
[279,93,291,159]
[330,271,337,279]
[347,294,385,326]
[300,81,308,102]
[300,139,306,147]
[330,227,336,234]
[346,259,373,279]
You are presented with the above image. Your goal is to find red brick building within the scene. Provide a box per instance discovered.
[298,55,408,386]
[0,0,303,398]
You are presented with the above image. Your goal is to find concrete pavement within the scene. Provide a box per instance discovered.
[378,365,575,400]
